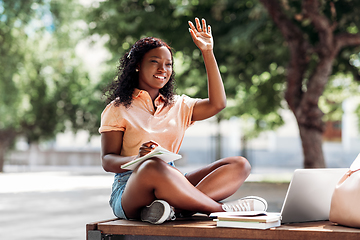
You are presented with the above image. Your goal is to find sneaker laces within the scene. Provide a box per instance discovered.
[222,200,252,212]
[222,196,268,212]
[222,199,252,212]
[168,207,176,221]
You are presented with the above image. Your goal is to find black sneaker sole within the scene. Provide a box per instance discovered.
[141,201,167,224]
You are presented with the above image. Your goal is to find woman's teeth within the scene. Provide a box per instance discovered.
[154,75,166,80]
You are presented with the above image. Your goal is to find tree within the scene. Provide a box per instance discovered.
[0,0,43,172]
[260,0,360,168]
[0,0,96,172]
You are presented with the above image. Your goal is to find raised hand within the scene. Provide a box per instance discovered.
[188,18,213,51]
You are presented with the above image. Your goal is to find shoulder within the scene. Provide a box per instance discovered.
[99,100,128,133]
[173,94,199,108]
[101,99,127,118]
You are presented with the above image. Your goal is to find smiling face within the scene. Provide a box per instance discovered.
[137,46,173,96]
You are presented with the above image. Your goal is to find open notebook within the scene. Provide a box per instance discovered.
[121,146,182,170]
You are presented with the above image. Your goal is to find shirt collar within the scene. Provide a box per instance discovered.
[132,88,142,98]
[133,88,166,106]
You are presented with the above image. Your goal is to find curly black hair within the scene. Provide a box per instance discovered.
[104,37,176,108]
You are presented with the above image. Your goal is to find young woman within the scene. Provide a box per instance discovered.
[99,18,267,224]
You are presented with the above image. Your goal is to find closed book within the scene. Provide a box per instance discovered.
[210,211,266,218]
[215,219,281,229]
[217,212,281,223]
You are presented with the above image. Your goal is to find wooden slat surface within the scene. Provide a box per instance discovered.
[92,217,360,240]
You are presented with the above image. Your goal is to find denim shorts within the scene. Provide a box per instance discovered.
[109,171,132,219]
[109,161,175,220]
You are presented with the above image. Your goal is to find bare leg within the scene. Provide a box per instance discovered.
[121,158,224,219]
[185,156,251,201]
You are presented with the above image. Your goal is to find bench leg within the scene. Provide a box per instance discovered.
[87,230,102,240]
[88,230,127,240]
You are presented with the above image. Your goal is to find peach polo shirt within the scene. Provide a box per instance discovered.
[99,89,199,157]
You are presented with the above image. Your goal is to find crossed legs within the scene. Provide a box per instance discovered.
[121,156,251,219]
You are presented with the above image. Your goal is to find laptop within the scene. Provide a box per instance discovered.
[280,168,348,224]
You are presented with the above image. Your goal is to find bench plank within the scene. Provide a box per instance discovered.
[89,217,360,240]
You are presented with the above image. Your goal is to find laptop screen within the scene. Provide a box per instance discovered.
[280,168,347,224]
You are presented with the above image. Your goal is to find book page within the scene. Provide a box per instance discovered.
[217,212,281,223]
[350,153,360,171]
[121,146,182,170]
[209,211,267,218]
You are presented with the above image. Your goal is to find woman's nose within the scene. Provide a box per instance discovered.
[158,63,166,72]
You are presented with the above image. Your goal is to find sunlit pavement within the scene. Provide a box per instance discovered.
[0,167,114,240]
[0,165,291,240]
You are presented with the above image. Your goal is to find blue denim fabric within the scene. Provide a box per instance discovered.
[109,171,132,219]
[109,161,175,219]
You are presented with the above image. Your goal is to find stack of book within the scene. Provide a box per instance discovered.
[210,211,281,230]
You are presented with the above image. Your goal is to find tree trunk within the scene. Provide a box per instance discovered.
[241,135,248,160]
[292,57,335,168]
[0,144,6,173]
[215,115,222,161]
[0,129,17,172]
[298,124,326,168]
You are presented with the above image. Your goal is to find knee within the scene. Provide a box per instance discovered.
[135,158,169,176]
[230,156,251,177]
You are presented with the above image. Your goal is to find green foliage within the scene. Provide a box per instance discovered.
[0,0,97,145]
[320,73,360,122]
[0,0,39,131]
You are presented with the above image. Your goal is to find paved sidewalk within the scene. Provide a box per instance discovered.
[0,168,115,240]
[0,165,292,240]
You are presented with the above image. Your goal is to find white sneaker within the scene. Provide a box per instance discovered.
[140,200,176,224]
[222,196,268,212]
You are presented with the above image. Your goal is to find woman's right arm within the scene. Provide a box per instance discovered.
[101,131,136,173]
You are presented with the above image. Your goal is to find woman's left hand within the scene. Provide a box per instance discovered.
[188,18,213,52]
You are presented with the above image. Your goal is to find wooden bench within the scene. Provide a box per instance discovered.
[86,215,360,240]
